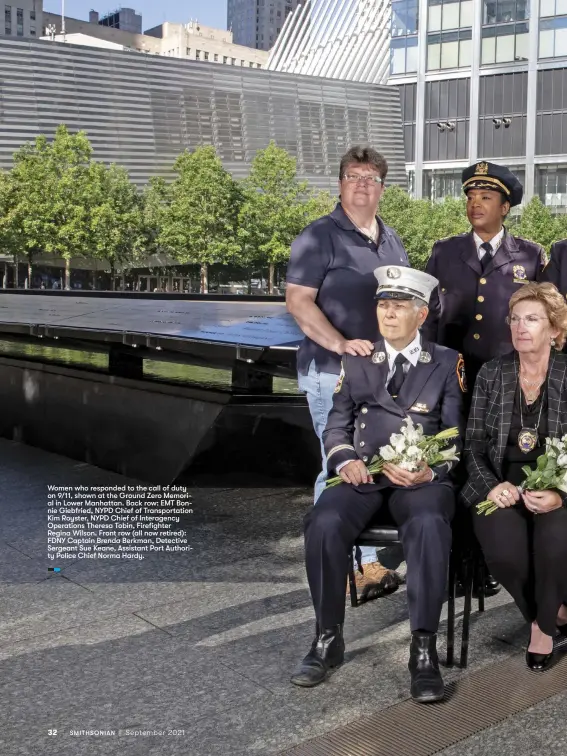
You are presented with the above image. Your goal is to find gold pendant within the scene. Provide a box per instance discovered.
[518,428,537,454]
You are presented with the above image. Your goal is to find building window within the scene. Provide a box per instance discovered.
[536,166,567,209]
[481,0,529,63]
[541,0,567,14]
[232,57,236,64]
[423,170,463,201]
[30,9,35,21]
[249,61,254,66]
[214,53,218,61]
[483,0,528,23]
[539,16,567,57]
[186,47,191,56]
[196,49,201,60]
[223,55,228,63]
[5,25,10,34]
[427,29,473,68]
[204,51,209,60]
[392,0,419,36]
[30,26,35,35]
[5,6,11,22]
[390,35,419,74]
[428,0,473,32]
[481,23,529,63]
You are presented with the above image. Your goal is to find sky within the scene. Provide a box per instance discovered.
[43,0,228,32]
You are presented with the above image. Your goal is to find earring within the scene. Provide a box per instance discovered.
[551,338,556,347]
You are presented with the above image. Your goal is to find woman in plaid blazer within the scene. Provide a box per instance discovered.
[462,282,567,672]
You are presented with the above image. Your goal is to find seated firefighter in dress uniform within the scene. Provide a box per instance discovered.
[290,266,466,703]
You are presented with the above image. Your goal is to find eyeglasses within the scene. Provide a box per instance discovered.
[342,174,384,186]
[506,315,549,328]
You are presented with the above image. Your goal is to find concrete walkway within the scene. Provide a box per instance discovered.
[0,439,565,756]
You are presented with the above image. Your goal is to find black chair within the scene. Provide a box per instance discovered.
[347,516,485,668]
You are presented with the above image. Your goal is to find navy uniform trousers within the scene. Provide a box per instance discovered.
[304,481,455,632]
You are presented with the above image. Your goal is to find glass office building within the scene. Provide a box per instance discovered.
[393,0,567,208]
[271,0,567,208]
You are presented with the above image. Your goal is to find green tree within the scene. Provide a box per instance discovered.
[515,196,562,252]
[5,125,94,288]
[238,142,334,292]
[88,162,145,289]
[0,170,19,285]
[380,187,469,270]
[157,146,240,293]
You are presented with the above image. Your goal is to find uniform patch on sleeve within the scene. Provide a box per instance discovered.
[457,354,467,393]
[334,364,345,394]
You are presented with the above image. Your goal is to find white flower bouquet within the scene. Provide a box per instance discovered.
[326,417,460,488]
[476,435,567,516]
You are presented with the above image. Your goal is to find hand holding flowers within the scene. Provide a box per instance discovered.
[476,435,567,515]
[328,417,460,488]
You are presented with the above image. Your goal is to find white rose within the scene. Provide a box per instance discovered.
[394,437,407,454]
[557,453,567,468]
[399,459,417,471]
[406,445,422,459]
[380,445,397,461]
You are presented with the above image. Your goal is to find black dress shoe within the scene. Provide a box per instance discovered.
[526,647,557,672]
[408,631,444,703]
[525,631,567,672]
[290,624,345,688]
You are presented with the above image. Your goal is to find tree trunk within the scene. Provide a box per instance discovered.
[268,263,274,295]
[92,269,97,290]
[65,258,71,290]
[247,271,252,295]
[3,263,7,289]
[13,255,19,289]
[27,257,33,289]
[200,263,208,294]
[110,263,116,291]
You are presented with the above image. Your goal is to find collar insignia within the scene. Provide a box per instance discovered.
[372,351,386,364]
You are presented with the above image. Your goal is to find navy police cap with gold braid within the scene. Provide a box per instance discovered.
[462,161,523,207]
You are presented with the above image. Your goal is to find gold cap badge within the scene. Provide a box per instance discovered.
[475,162,489,175]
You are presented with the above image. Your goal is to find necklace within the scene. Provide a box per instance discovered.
[518,386,545,453]
[520,373,545,387]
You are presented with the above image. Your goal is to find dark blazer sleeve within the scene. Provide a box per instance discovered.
[422,244,440,343]
[462,364,500,504]
[539,242,561,287]
[431,354,466,482]
[322,359,359,473]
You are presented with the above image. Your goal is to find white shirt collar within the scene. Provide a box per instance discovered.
[384,331,422,371]
[473,227,505,258]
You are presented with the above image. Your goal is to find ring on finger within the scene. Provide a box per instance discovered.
[502,489,511,497]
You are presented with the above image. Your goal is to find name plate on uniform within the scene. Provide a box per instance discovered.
[409,403,429,413]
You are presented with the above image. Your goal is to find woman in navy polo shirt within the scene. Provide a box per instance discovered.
[286,145,409,599]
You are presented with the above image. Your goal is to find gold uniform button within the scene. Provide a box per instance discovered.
[361,407,368,414]
[476,314,483,320]
[480,277,487,285]
[474,333,480,340]
[441,287,446,293]
[359,441,365,447]
[478,295,484,302]
[360,423,366,429]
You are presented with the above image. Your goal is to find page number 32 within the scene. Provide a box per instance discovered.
[48,729,58,736]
